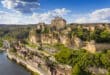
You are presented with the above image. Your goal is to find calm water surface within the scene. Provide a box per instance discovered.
[0,52,31,75]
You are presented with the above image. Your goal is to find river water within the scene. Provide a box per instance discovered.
[0,52,31,75]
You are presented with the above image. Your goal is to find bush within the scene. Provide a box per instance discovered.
[55,45,72,64]
[71,64,91,75]
[0,40,3,47]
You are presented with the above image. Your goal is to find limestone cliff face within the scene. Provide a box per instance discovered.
[29,26,83,49]
[82,41,96,53]
[73,37,82,48]
[59,34,70,46]
[29,29,84,49]
[29,29,37,44]
[41,34,53,44]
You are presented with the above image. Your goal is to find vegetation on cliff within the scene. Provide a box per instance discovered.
[55,44,110,75]
[0,40,3,47]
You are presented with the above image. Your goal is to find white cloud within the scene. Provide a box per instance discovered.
[0,8,110,24]
[0,8,70,24]
[1,0,39,14]
[1,0,16,9]
[74,8,110,23]
[32,8,70,23]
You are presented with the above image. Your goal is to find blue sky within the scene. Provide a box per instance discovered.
[0,0,110,24]
[40,0,110,13]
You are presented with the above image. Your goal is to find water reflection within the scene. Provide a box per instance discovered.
[0,53,31,75]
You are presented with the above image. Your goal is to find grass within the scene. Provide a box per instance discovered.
[26,42,37,48]
[32,72,39,75]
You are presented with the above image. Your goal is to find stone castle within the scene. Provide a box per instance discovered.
[51,17,66,30]
[29,17,110,53]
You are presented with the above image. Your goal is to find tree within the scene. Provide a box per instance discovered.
[71,64,90,75]
[0,41,3,47]
[100,52,110,68]
[107,71,110,75]
[55,44,72,64]
[71,64,81,75]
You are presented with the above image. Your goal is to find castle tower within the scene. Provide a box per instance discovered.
[51,17,66,30]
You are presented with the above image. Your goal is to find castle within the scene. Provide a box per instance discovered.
[51,17,66,30]
[29,17,110,53]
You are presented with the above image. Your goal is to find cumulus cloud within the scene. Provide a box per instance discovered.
[32,8,70,23]
[75,8,110,23]
[0,7,110,24]
[1,0,40,14]
[0,8,70,24]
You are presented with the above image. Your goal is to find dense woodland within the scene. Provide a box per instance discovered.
[0,25,34,47]
[54,44,110,75]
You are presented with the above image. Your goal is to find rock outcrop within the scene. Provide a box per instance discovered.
[82,41,96,53]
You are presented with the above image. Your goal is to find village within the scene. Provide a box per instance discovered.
[4,17,110,75]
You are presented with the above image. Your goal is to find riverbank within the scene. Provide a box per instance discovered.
[0,48,4,53]
[0,52,31,75]
[7,51,44,75]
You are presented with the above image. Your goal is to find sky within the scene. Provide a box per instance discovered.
[0,0,110,24]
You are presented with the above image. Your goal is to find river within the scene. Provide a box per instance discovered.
[0,52,31,75]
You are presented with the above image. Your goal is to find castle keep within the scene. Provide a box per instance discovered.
[51,17,66,30]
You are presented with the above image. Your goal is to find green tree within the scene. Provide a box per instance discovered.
[55,45,72,64]
[100,52,110,68]
[0,40,3,47]
[71,64,90,75]
[71,64,81,75]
